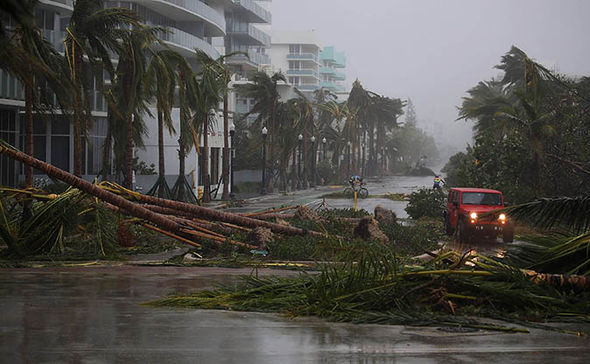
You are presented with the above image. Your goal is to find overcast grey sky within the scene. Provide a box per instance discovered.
[272,0,590,153]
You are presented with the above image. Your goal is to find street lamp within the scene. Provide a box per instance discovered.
[297,134,303,189]
[347,141,352,177]
[361,143,365,176]
[229,122,235,198]
[310,136,316,187]
[261,126,268,194]
[322,137,327,161]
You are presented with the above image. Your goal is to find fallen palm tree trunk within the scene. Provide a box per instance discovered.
[243,205,299,217]
[99,181,324,237]
[0,142,205,248]
[141,224,201,248]
[249,213,296,221]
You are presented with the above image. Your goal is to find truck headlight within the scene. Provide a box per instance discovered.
[470,212,477,223]
[498,213,506,224]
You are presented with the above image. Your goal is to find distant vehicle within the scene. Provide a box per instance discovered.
[443,187,514,243]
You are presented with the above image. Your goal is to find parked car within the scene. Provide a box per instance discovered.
[443,187,514,243]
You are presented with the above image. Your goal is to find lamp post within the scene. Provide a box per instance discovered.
[229,122,235,198]
[322,137,327,161]
[347,141,351,177]
[361,143,365,176]
[261,126,268,194]
[297,134,303,189]
[310,136,316,187]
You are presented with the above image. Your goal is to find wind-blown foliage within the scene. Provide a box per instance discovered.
[149,247,590,335]
[502,195,590,276]
[450,46,590,202]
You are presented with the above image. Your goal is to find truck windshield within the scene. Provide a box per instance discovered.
[462,192,502,206]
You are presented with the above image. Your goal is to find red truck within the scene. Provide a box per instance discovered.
[443,187,514,243]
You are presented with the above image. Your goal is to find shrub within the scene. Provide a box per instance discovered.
[405,188,446,219]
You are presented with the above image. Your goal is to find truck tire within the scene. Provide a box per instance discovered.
[456,219,470,245]
[444,215,454,236]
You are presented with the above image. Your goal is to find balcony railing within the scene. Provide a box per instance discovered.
[227,49,270,66]
[333,71,346,81]
[232,0,272,24]
[287,53,318,63]
[160,27,220,59]
[39,0,74,9]
[227,24,271,46]
[319,67,336,75]
[286,69,319,79]
[296,84,320,91]
[157,0,226,34]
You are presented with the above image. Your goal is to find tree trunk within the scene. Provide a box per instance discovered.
[101,118,112,181]
[158,108,165,198]
[73,49,84,178]
[221,94,230,200]
[301,128,309,189]
[178,138,186,201]
[0,143,200,243]
[125,113,134,189]
[291,149,297,191]
[202,113,211,203]
[24,80,33,188]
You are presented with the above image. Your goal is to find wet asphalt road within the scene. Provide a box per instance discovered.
[1,267,589,363]
[2,175,589,362]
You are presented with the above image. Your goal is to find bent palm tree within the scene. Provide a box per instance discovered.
[145,50,180,198]
[64,0,140,177]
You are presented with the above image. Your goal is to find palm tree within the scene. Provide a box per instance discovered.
[144,49,181,198]
[0,1,72,188]
[192,50,231,202]
[235,71,286,192]
[64,0,140,177]
[367,94,404,174]
[108,26,159,189]
[346,80,370,175]
[292,90,315,187]
[173,57,198,203]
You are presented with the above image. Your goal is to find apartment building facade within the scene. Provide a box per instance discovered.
[270,31,349,101]
[0,0,272,196]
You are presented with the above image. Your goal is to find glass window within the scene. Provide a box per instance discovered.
[51,136,69,172]
[51,118,70,135]
[461,192,502,206]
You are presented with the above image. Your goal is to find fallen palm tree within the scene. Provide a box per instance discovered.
[0,141,327,252]
[148,248,590,335]
[98,181,324,237]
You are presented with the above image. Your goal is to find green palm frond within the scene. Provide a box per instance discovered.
[506,195,590,234]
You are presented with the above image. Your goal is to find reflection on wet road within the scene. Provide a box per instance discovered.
[1,267,589,363]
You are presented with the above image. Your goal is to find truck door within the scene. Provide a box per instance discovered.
[449,191,460,226]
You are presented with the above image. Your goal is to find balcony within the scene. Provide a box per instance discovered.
[227,24,270,46]
[231,0,272,24]
[286,69,319,79]
[39,0,74,11]
[333,71,346,81]
[296,84,320,92]
[319,67,336,75]
[160,27,220,59]
[141,0,226,37]
[287,53,319,63]
[320,81,345,92]
[226,49,270,69]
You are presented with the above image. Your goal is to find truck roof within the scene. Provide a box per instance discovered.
[450,187,502,194]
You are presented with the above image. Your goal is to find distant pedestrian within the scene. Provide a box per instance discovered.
[433,175,444,189]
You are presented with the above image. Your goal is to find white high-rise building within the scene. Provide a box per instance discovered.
[0,0,272,197]
[270,30,322,100]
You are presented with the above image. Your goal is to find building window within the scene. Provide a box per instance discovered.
[289,44,301,54]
